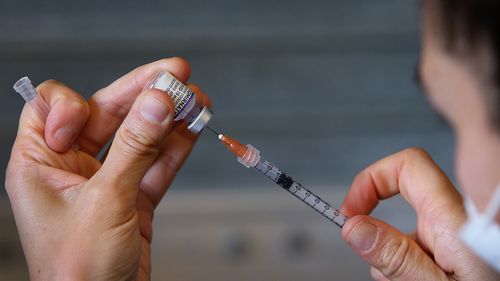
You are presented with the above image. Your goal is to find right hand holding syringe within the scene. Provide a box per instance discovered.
[217,133,349,228]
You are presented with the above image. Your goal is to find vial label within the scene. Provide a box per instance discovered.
[149,72,195,119]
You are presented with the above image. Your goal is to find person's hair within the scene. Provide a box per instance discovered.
[432,0,500,130]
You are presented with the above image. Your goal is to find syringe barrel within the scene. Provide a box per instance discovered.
[147,71,212,134]
[254,157,348,228]
[221,134,348,228]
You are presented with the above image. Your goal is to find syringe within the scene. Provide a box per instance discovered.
[211,130,349,228]
[13,77,50,121]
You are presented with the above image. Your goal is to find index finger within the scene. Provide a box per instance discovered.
[341,148,461,216]
[340,148,464,253]
[77,57,191,156]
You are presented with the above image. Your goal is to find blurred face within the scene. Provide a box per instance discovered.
[420,5,500,215]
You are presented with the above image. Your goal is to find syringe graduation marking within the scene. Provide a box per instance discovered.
[217,133,348,228]
[255,159,348,228]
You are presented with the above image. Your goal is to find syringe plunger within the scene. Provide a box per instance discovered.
[217,132,349,228]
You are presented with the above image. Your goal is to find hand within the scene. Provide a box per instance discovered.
[340,148,499,281]
[5,58,210,281]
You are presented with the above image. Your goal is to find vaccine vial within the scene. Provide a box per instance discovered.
[147,71,213,134]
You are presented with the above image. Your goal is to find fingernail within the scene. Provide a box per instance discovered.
[140,95,169,123]
[348,222,378,252]
[54,127,76,146]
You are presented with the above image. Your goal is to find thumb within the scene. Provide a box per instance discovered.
[93,88,174,197]
[342,215,449,281]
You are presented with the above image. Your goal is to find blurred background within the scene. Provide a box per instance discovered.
[0,0,454,280]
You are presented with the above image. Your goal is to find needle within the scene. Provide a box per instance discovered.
[204,125,220,136]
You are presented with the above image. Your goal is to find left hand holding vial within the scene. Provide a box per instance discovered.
[5,58,210,281]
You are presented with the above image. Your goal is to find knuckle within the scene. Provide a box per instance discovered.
[158,57,190,71]
[402,147,431,161]
[118,125,160,157]
[162,56,186,65]
[36,79,61,92]
[159,58,174,65]
[91,93,129,119]
[370,267,389,281]
[159,151,182,175]
[38,79,71,92]
[38,79,86,103]
[352,166,375,187]
[40,79,63,87]
[379,237,411,278]
[154,58,178,71]
[67,98,87,113]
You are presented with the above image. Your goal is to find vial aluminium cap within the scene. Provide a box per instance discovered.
[187,106,213,134]
[147,71,213,134]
